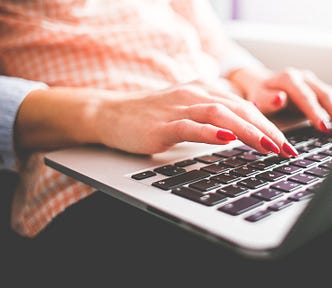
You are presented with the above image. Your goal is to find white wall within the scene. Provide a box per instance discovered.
[236,0,332,30]
[209,0,232,21]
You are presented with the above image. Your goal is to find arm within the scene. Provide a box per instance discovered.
[14,83,298,158]
[0,76,47,171]
[170,0,332,131]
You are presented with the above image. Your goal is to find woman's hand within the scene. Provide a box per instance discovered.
[95,84,297,157]
[228,67,332,133]
[16,84,298,158]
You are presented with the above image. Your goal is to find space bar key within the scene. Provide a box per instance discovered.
[152,170,210,190]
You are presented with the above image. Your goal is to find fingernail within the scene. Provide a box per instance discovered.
[282,142,298,157]
[273,91,287,106]
[273,94,283,106]
[319,120,330,133]
[260,136,280,154]
[216,130,237,141]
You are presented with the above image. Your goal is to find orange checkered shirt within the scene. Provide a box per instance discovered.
[0,0,254,237]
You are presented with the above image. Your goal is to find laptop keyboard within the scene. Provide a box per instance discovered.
[131,126,332,223]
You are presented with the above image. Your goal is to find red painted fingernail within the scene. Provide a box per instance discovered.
[260,136,280,154]
[282,142,298,157]
[319,120,330,133]
[273,94,283,106]
[216,130,237,141]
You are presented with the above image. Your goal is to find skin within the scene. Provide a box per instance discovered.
[228,67,332,131]
[16,75,327,159]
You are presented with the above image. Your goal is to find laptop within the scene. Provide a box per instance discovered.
[44,112,332,259]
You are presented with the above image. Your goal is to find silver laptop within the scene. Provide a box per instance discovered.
[44,113,332,259]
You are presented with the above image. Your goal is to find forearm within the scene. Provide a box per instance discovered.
[15,87,107,151]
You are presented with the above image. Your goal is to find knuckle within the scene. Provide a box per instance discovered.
[173,119,190,136]
[281,67,299,83]
[200,124,215,139]
[238,101,255,118]
[205,104,223,120]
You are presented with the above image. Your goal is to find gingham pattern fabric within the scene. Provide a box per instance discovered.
[0,0,234,237]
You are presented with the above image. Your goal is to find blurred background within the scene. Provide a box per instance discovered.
[211,0,332,29]
[210,0,332,84]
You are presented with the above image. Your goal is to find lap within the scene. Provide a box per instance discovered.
[2,171,332,286]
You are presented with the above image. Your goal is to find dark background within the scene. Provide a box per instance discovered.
[2,171,331,287]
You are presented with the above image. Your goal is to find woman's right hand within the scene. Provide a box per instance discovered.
[95,84,298,157]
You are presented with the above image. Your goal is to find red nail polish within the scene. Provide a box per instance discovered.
[273,94,282,106]
[260,136,280,154]
[320,120,330,133]
[216,130,237,141]
[282,142,298,157]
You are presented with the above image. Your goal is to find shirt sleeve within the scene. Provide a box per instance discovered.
[0,76,48,171]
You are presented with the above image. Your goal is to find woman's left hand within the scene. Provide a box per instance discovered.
[228,67,332,133]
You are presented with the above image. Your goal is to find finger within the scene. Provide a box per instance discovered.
[250,88,288,114]
[304,72,332,130]
[164,119,237,146]
[187,103,283,155]
[230,102,298,157]
[265,70,330,132]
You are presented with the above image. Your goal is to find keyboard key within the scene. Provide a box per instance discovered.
[200,164,228,174]
[288,136,308,146]
[256,171,286,182]
[210,172,241,184]
[237,177,267,189]
[152,170,210,190]
[274,165,301,175]
[305,153,329,162]
[289,190,314,201]
[189,179,220,192]
[319,159,332,169]
[311,139,330,148]
[131,170,157,180]
[154,165,186,176]
[305,166,330,178]
[237,152,260,162]
[172,187,227,206]
[320,149,332,157]
[222,158,247,168]
[234,144,255,152]
[297,144,318,154]
[245,210,271,222]
[290,159,316,168]
[248,160,276,170]
[194,155,222,164]
[230,165,259,177]
[265,156,288,165]
[251,188,284,201]
[175,159,197,167]
[288,173,318,185]
[213,150,242,158]
[270,180,302,192]
[218,197,263,215]
[217,185,248,198]
[268,199,293,211]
